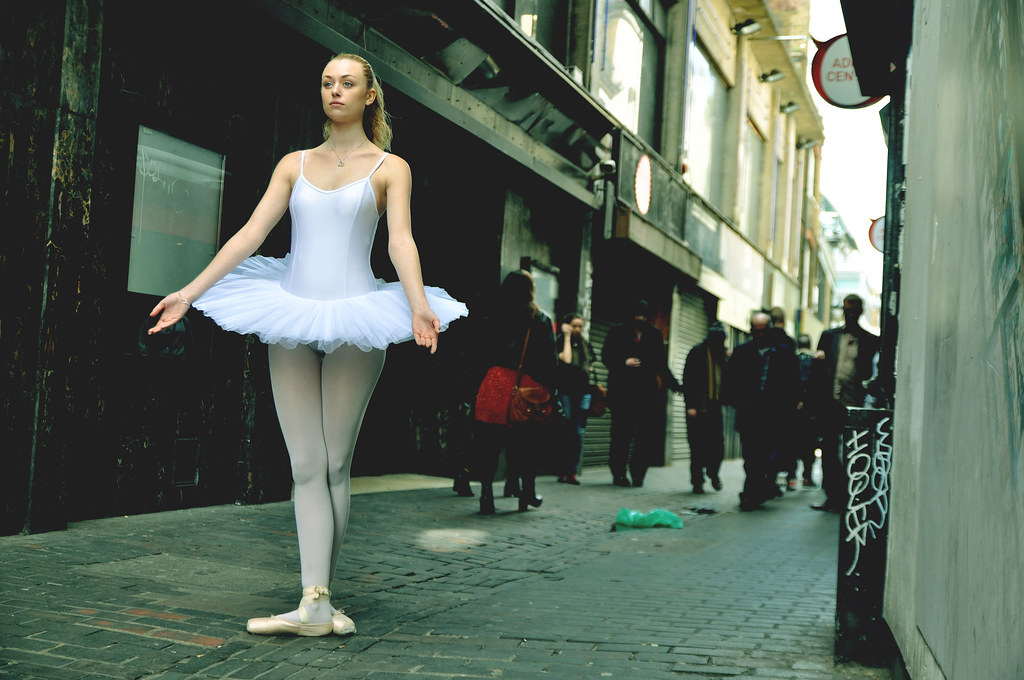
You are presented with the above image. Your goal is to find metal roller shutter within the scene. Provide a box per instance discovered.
[667,288,710,464]
[580,318,614,469]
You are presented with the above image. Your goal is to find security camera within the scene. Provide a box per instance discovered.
[590,159,616,179]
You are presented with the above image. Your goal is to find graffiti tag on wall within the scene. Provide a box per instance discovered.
[843,416,892,576]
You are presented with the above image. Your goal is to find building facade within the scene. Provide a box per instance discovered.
[3,0,827,534]
[860,0,1024,677]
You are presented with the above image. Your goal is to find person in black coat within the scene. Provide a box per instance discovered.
[812,294,881,512]
[601,299,683,488]
[682,322,728,494]
[471,270,557,515]
[726,311,800,510]
[788,333,828,488]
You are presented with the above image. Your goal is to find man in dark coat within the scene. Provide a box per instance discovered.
[601,299,683,488]
[812,294,881,512]
[682,322,728,494]
[726,312,800,510]
[788,333,828,488]
[768,306,796,352]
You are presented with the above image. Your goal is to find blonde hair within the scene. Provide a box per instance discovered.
[321,53,393,151]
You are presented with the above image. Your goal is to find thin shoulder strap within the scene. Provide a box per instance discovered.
[299,150,306,172]
[514,326,532,385]
[368,152,389,177]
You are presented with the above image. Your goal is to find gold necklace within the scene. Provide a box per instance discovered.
[325,138,366,167]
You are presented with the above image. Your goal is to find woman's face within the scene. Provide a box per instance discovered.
[569,318,584,337]
[321,59,376,125]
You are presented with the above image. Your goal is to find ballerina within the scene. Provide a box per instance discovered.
[149,52,467,636]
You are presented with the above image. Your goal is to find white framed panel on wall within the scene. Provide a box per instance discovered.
[701,266,759,332]
[721,227,764,304]
[128,126,224,297]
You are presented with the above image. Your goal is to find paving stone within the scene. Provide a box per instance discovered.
[0,460,893,680]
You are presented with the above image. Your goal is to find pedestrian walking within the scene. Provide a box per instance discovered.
[471,270,557,515]
[148,53,467,636]
[601,299,683,488]
[767,306,799,487]
[768,306,796,352]
[726,312,800,511]
[682,321,728,494]
[790,333,824,488]
[811,294,880,512]
[555,312,598,485]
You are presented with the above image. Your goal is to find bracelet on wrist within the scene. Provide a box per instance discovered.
[177,291,191,307]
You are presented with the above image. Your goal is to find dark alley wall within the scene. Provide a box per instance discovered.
[885,1,1024,678]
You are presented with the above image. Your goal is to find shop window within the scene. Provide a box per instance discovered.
[592,0,665,144]
[510,0,570,64]
[521,257,560,323]
[742,121,765,243]
[683,41,729,210]
[127,126,225,297]
[810,254,824,320]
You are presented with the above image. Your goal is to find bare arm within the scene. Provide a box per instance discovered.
[382,155,439,354]
[148,152,298,334]
[558,325,573,364]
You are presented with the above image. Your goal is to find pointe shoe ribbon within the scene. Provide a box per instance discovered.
[246,585,334,637]
[298,585,331,621]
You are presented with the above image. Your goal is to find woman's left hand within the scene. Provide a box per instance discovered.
[412,308,441,354]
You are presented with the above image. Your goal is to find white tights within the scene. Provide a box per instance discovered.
[267,343,385,621]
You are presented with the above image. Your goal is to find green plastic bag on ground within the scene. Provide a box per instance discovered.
[614,507,683,529]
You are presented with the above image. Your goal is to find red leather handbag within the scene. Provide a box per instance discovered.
[474,326,553,425]
[508,373,553,424]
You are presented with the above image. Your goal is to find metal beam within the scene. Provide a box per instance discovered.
[254,0,601,208]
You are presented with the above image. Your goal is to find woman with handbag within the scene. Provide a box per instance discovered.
[555,313,599,485]
[472,270,557,514]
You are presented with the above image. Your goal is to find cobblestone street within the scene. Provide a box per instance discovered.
[1,459,892,679]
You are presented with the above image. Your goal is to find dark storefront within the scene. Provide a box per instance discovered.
[3,0,611,533]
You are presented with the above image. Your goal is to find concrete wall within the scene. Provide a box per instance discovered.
[884,1,1024,678]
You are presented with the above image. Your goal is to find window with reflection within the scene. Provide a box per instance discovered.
[510,0,569,64]
[683,42,729,210]
[742,121,766,242]
[592,0,665,144]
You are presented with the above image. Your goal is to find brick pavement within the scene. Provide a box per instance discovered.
[0,458,892,679]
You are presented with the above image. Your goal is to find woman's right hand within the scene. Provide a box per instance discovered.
[561,323,573,336]
[148,293,190,335]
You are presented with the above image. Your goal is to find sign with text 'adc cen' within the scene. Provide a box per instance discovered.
[811,34,883,110]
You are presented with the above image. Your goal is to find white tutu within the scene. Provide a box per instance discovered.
[193,255,468,354]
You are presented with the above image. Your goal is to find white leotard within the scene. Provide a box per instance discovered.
[192,150,467,353]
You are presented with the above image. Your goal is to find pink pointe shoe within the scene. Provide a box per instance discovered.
[331,605,356,635]
[246,585,334,637]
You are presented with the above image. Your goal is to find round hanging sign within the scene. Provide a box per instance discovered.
[868,217,885,252]
[811,34,883,109]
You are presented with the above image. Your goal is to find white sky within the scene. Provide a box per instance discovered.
[807,0,888,288]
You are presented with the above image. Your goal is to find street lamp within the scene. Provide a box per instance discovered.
[732,19,762,36]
